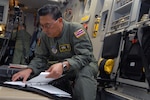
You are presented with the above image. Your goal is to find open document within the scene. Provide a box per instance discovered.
[4,72,71,98]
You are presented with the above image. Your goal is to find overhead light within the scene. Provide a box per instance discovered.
[48,0,59,2]
[24,6,28,9]
[0,26,2,32]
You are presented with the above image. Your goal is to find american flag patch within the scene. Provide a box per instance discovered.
[74,29,86,38]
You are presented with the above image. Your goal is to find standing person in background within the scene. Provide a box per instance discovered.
[11,24,31,64]
[12,4,98,100]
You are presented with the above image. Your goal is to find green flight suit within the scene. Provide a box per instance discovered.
[28,20,98,100]
[11,29,31,64]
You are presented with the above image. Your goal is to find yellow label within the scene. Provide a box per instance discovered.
[81,15,90,22]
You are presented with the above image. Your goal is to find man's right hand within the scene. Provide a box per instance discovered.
[12,68,33,83]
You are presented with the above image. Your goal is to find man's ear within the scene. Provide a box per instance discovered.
[58,17,63,23]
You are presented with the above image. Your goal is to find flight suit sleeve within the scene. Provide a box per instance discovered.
[28,34,49,75]
[65,26,97,71]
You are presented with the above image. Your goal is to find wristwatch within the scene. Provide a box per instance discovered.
[62,62,68,72]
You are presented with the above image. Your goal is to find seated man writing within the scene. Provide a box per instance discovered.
[12,4,98,100]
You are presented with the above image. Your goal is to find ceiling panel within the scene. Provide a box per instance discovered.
[10,0,60,13]
[17,0,58,9]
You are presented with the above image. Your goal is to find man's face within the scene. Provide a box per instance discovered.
[39,15,62,38]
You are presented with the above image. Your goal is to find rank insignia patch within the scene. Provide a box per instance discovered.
[74,29,86,38]
[59,44,71,52]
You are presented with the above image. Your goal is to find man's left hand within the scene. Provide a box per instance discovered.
[46,63,63,79]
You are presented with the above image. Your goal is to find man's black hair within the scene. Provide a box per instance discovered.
[38,4,62,20]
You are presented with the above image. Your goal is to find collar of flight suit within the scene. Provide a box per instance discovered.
[55,19,68,40]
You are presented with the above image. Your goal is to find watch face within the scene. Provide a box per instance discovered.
[62,62,67,72]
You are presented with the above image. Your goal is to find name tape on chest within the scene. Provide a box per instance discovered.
[74,29,86,38]
[59,44,71,52]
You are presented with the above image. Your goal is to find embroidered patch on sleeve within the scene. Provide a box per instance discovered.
[74,29,86,38]
[37,38,41,46]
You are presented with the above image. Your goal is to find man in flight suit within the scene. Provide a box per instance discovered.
[12,4,98,100]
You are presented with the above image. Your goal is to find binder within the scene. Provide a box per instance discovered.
[3,72,72,100]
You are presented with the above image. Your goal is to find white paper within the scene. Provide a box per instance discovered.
[4,72,54,86]
[30,85,71,98]
[28,72,55,83]
[4,81,26,87]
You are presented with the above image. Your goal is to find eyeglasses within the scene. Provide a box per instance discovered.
[40,20,58,29]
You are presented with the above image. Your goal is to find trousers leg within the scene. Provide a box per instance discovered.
[73,64,98,100]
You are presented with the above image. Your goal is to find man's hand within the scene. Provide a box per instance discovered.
[12,68,33,83]
[46,63,63,79]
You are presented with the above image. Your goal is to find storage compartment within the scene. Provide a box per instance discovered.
[138,1,150,21]
[108,0,134,32]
